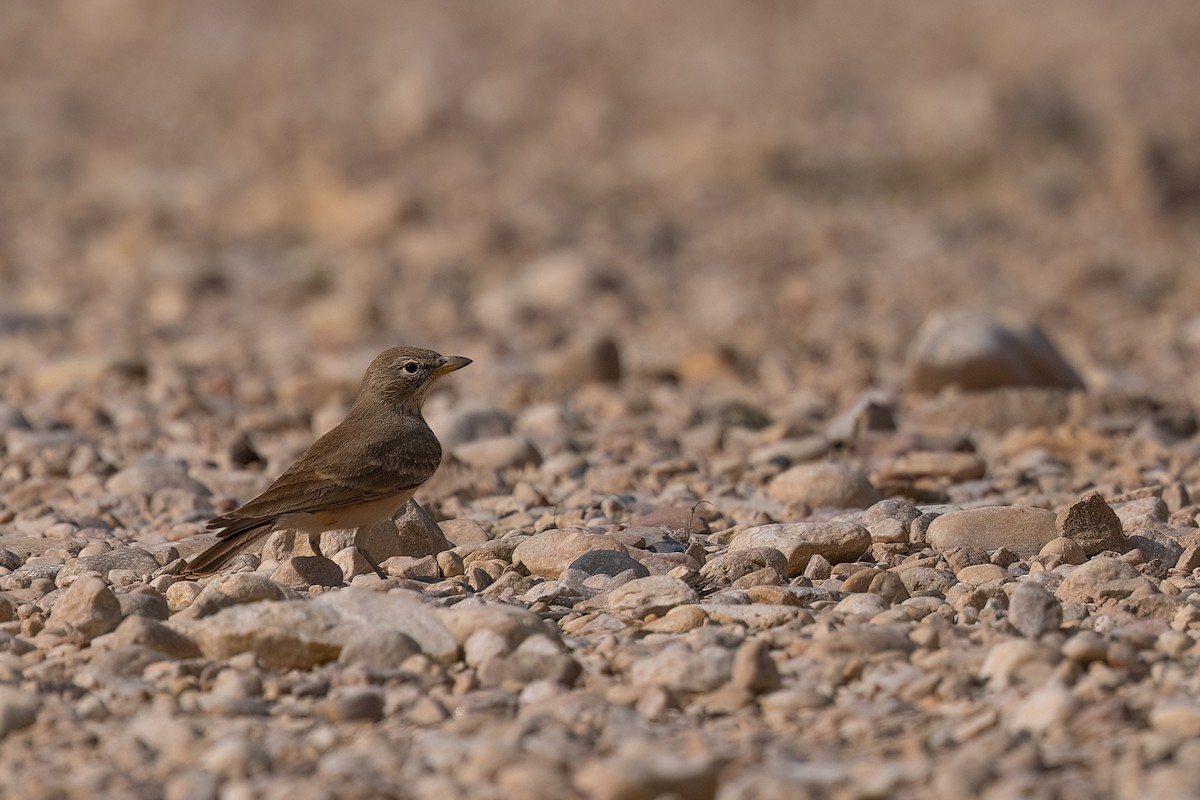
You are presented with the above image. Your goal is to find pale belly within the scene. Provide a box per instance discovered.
[278,491,414,535]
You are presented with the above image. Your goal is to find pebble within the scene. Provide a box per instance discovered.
[730,522,871,575]
[511,529,628,578]
[926,506,1058,559]
[766,463,881,509]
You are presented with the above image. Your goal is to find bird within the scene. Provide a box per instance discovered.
[184,346,471,577]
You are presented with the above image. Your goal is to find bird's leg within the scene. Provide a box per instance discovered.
[359,547,388,579]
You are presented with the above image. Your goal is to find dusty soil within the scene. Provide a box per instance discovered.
[3,3,1200,798]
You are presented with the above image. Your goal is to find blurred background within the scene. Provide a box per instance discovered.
[2,0,1199,410]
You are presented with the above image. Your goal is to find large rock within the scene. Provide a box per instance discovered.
[767,463,880,509]
[512,529,628,578]
[926,506,1058,559]
[730,522,872,575]
[176,589,456,669]
[1056,492,1129,556]
[1055,557,1150,604]
[905,311,1084,394]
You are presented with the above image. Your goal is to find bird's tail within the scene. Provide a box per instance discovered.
[183,524,274,577]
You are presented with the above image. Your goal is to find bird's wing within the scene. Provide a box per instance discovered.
[208,413,441,537]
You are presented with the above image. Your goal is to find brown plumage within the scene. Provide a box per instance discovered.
[185,347,471,576]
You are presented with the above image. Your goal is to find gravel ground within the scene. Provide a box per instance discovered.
[4,3,1200,798]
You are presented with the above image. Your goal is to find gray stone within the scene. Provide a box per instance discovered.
[1128,528,1185,565]
[1009,581,1062,638]
[766,463,881,509]
[731,522,871,575]
[926,506,1058,559]
[568,549,649,579]
[116,588,170,621]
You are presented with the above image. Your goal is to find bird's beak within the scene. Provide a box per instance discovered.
[433,355,472,377]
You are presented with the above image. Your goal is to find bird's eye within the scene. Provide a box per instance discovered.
[402,362,419,375]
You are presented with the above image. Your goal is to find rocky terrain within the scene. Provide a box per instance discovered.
[4,2,1200,798]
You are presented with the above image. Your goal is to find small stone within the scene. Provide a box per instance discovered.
[322,686,385,722]
[116,589,171,621]
[1007,686,1075,735]
[1039,537,1087,565]
[641,605,709,633]
[927,506,1058,559]
[956,563,1007,586]
[1056,491,1130,556]
[383,555,440,580]
[104,616,201,659]
[731,522,871,575]
[606,576,698,618]
[630,643,733,693]
[1008,581,1062,638]
[767,463,881,509]
[107,454,213,501]
[699,548,788,586]
[803,554,832,580]
[337,630,422,670]
[49,574,122,640]
[436,550,465,578]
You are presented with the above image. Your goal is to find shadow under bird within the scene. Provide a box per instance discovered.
[185,346,471,577]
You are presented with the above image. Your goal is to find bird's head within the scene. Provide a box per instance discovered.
[358,346,472,413]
